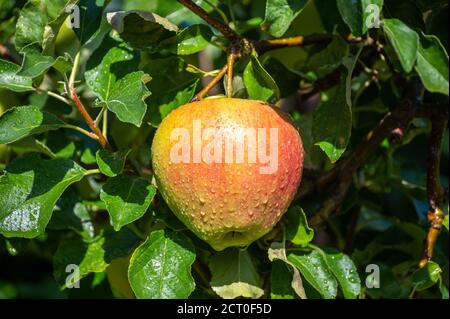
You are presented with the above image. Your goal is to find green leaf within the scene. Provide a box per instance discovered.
[243,56,280,104]
[415,33,449,95]
[128,229,196,299]
[313,83,352,163]
[100,175,156,231]
[412,261,442,291]
[0,105,65,145]
[443,214,449,230]
[107,10,178,52]
[0,59,34,92]
[382,18,419,73]
[85,38,151,126]
[162,24,213,55]
[209,248,264,299]
[262,0,309,37]
[285,206,314,245]
[96,149,130,177]
[323,248,361,299]
[288,250,338,299]
[0,155,85,238]
[337,0,384,36]
[15,0,78,53]
[106,71,151,127]
[53,228,140,288]
[85,38,139,102]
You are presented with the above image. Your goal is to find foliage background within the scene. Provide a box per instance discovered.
[0,0,448,299]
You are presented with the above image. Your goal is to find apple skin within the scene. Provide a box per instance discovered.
[151,98,304,251]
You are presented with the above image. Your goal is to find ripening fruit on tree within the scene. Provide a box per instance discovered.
[151,98,304,251]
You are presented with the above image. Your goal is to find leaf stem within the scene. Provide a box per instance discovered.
[63,124,99,140]
[35,88,71,105]
[85,168,101,176]
[70,87,111,149]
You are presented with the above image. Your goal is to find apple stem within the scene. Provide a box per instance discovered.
[193,64,228,101]
[226,52,236,98]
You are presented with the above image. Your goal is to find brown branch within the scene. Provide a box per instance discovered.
[70,88,111,150]
[193,64,228,101]
[176,0,241,42]
[419,113,448,268]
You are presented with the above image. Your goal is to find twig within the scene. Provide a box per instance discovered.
[70,87,111,149]
[176,0,241,42]
[419,114,448,268]
[193,64,228,100]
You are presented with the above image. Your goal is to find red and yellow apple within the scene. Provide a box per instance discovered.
[151,98,304,250]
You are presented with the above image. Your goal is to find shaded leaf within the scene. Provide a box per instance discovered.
[143,57,199,126]
[0,155,85,238]
[96,149,130,177]
[107,10,178,52]
[313,83,352,163]
[53,228,140,288]
[306,36,349,79]
[268,242,306,299]
[128,229,196,299]
[271,260,296,299]
[74,0,107,46]
[209,248,264,299]
[100,175,156,231]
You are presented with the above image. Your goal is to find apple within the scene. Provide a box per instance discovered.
[151,98,304,250]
